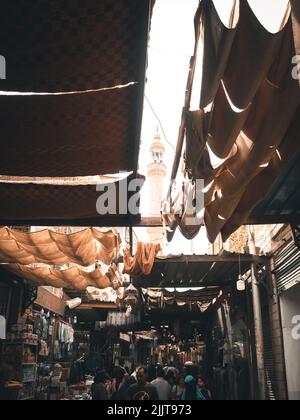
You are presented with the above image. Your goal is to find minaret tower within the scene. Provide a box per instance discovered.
[146,128,167,244]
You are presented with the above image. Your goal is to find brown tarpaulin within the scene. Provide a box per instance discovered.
[291,0,300,83]
[221,108,300,241]
[124,242,161,276]
[223,0,291,109]
[0,87,138,177]
[185,110,213,181]
[208,83,250,159]
[7,264,112,291]
[0,227,120,266]
[0,0,153,177]
[205,75,300,242]
[199,0,239,108]
[167,0,300,243]
[0,174,144,224]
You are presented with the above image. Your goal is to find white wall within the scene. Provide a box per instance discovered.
[280,283,300,400]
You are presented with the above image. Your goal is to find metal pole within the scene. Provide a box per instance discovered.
[129,226,133,254]
[249,226,266,400]
[245,278,257,401]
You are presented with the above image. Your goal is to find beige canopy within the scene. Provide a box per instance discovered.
[0,227,120,267]
[7,264,112,291]
[167,0,300,243]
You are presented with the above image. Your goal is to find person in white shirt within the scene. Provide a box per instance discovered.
[151,365,172,401]
[0,316,6,340]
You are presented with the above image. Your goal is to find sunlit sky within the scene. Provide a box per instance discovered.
[138,0,203,253]
[140,0,198,180]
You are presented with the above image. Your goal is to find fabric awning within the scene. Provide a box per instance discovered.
[0,174,144,225]
[163,288,220,309]
[0,0,153,177]
[167,0,300,243]
[0,227,120,267]
[124,242,161,276]
[0,87,139,177]
[6,264,112,291]
[0,0,153,227]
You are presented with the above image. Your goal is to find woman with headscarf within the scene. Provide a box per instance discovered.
[181,375,206,401]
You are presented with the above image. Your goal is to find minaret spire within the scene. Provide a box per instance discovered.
[146,128,167,244]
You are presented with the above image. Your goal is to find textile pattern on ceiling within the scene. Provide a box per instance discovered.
[0,88,139,177]
[0,0,153,177]
[0,228,121,291]
[0,227,120,266]
[0,175,144,222]
[165,0,300,244]
[7,264,115,292]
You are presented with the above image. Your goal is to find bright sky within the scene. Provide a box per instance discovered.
[139,0,198,179]
[138,0,206,253]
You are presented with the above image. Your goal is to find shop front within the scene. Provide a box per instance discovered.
[274,239,300,400]
[206,289,252,401]
[0,282,91,400]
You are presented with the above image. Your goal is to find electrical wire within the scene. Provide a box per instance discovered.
[144,95,176,152]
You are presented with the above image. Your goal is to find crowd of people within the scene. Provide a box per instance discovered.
[91,360,212,401]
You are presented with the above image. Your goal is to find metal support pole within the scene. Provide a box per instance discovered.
[129,226,133,254]
[245,279,257,401]
[249,226,266,400]
[129,226,134,285]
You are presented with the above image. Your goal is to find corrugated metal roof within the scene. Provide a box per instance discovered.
[134,254,256,288]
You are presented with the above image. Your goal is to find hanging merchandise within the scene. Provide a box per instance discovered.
[39,340,49,357]
[236,254,246,291]
[56,321,75,359]
[123,284,141,315]
[66,298,82,309]
[123,242,161,276]
[86,287,124,303]
[107,263,123,290]
[106,311,140,327]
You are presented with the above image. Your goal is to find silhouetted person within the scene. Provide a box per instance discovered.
[128,367,158,401]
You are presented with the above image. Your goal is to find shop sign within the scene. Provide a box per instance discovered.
[35,287,66,316]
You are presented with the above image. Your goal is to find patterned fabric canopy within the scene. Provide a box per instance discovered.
[0,227,120,266]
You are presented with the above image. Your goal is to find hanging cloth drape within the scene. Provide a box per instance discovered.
[123,242,161,276]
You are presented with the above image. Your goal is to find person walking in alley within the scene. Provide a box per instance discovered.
[112,359,126,393]
[91,371,109,400]
[115,373,137,400]
[181,375,206,401]
[151,365,172,400]
[173,374,186,400]
[128,367,158,401]
[197,376,212,400]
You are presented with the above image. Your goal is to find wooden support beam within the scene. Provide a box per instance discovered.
[154,254,269,264]
[78,303,117,310]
